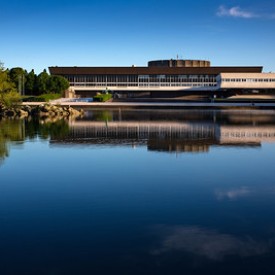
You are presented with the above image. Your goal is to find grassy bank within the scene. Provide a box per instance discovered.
[93,93,112,102]
[21,93,62,102]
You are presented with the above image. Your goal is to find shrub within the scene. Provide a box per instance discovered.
[93,93,112,102]
[1,91,21,108]
[22,93,62,102]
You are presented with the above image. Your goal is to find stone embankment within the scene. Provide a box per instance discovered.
[0,103,84,119]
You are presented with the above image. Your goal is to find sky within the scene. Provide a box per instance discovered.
[1,0,275,73]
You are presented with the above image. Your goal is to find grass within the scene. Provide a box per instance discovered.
[22,93,62,102]
[93,93,112,102]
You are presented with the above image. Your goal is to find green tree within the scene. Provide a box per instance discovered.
[8,67,26,94]
[37,69,50,94]
[0,63,20,108]
[47,75,69,94]
[25,69,37,95]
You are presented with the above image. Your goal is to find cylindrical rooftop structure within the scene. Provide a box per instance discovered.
[148,59,211,68]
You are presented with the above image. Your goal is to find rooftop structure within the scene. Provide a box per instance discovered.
[148,59,211,67]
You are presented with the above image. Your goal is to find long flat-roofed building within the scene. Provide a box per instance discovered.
[217,73,275,89]
[48,59,275,98]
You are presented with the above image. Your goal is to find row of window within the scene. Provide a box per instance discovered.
[222,78,275,82]
[222,132,275,137]
[72,82,217,87]
[65,74,217,83]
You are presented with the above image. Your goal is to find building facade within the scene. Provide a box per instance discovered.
[49,59,275,98]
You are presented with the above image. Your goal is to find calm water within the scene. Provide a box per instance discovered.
[1,109,275,274]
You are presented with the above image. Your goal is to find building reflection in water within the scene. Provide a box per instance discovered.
[49,109,275,153]
[2,109,275,160]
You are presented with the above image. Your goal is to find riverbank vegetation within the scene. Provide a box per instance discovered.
[1,61,71,117]
[0,61,69,108]
[22,94,62,102]
[0,62,20,108]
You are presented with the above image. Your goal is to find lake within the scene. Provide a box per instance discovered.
[1,108,275,274]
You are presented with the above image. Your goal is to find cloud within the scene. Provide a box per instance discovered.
[215,187,251,200]
[217,6,257,19]
[151,226,270,261]
[215,186,275,201]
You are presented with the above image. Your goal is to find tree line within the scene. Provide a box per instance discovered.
[1,62,70,107]
[7,67,69,95]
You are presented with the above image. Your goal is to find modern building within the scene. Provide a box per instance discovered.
[49,59,275,98]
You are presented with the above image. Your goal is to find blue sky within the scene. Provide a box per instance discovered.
[1,0,275,73]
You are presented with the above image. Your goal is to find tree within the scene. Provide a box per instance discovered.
[0,66,14,94]
[47,75,69,94]
[0,63,20,108]
[37,69,49,94]
[25,69,37,95]
[2,65,70,100]
[8,67,26,95]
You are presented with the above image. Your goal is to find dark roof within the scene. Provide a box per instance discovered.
[49,66,263,75]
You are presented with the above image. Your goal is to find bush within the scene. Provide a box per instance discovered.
[22,93,62,102]
[93,93,112,102]
[1,91,21,108]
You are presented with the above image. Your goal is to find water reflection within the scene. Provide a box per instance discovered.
[152,225,270,261]
[0,117,69,165]
[1,109,275,164]
[52,109,275,153]
[215,186,275,201]
[0,119,25,164]
[1,109,275,274]
[215,187,252,200]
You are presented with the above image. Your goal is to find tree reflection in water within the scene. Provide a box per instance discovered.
[0,117,70,165]
[0,119,25,164]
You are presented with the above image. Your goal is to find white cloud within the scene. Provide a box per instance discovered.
[151,226,270,260]
[217,6,257,19]
[215,186,275,201]
[215,187,251,200]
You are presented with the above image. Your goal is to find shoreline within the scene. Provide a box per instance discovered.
[22,101,275,109]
